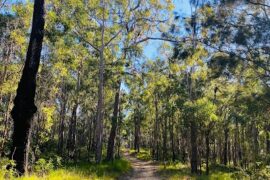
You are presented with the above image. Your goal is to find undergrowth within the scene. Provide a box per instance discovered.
[0,158,131,180]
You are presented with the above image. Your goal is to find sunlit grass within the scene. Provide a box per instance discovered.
[0,159,131,180]
[129,148,151,161]
[157,162,245,180]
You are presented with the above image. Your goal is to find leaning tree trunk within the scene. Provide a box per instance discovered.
[106,80,121,161]
[10,0,45,174]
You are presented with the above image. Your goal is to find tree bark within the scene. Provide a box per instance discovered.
[94,0,105,162]
[0,94,12,155]
[266,125,270,154]
[106,80,121,161]
[67,103,78,160]
[205,129,210,175]
[134,110,141,153]
[153,94,159,160]
[10,0,45,174]
[116,101,123,159]
[223,128,229,165]
[94,47,105,163]
[190,120,198,174]
[163,117,168,161]
[233,123,238,166]
[57,86,67,155]
[170,116,175,161]
[252,122,259,160]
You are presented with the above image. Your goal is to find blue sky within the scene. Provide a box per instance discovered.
[143,0,192,60]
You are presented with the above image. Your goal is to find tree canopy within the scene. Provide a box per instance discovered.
[0,0,269,179]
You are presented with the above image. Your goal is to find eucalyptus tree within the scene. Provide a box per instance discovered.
[48,0,174,162]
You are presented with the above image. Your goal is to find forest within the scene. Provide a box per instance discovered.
[0,0,270,179]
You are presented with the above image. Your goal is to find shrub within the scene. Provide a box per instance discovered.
[0,158,17,178]
[34,158,54,176]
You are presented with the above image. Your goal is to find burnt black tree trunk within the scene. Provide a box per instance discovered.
[106,80,121,161]
[10,0,45,174]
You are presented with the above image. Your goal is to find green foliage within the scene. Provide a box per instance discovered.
[0,158,17,178]
[34,158,54,176]
[0,159,130,180]
[183,98,218,127]
[0,0,269,179]
[130,149,151,161]
[158,163,244,180]
[246,162,270,179]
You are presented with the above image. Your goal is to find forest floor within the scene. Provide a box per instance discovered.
[0,150,243,180]
[118,152,162,180]
[119,150,240,180]
[0,157,131,180]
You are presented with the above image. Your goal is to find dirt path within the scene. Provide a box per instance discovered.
[118,152,164,180]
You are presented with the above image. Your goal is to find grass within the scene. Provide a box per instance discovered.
[157,162,248,180]
[126,149,247,179]
[129,148,151,161]
[0,159,131,180]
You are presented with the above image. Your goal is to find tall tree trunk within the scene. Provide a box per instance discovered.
[66,65,81,161]
[223,128,229,165]
[95,7,105,162]
[213,138,216,164]
[228,138,231,165]
[106,80,121,161]
[95,49,105,163]
[10,0,45,174]
[266,125,270,154]
[190,120,198,174]
[116,102,123,159]
[87,114,95,159]
[205,129,210,175]
[67,103,78,160]
[233,123,238,166]
[170,116,175,161]
[134,110,141,153]
[0,94,12,155]
[153,94,160,160]
[163,117,168,161]
[252,122,259,160]
[24,123,33,175]
[58,88,67,155]
[0,44,12,87]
